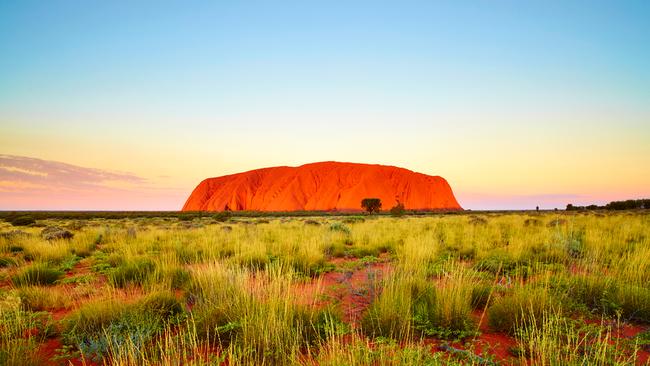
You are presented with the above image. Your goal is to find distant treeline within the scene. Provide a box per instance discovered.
[566,199,650,211]
[0,209,465,223]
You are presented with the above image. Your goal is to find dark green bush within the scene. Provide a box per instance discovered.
[361,198,382,214]
[7,215,36,226]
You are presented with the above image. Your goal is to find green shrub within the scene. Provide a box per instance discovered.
[7,215,36,226]
[12,264,63,286]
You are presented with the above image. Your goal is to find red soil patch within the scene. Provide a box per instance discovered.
[469,309,519,363]
[582,318,648,338]
[294,258,392,325]
[65,260,93,278]
[36,337,100,366]
[473,333,518,363]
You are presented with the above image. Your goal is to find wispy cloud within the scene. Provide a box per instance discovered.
[0,155,146,191]
[0,155,188,210]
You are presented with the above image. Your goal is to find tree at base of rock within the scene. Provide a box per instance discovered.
[361,198,382,214]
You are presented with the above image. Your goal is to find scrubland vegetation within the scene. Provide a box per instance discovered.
[0,211,649,365]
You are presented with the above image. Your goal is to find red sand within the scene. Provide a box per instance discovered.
[182,161,462,211]
[293,258,391,324]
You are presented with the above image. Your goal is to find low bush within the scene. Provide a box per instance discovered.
[7,215,36,227]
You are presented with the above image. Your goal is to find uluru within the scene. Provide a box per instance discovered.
[182,162,462,212]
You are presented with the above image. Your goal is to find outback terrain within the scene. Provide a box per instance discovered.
[0,211,649,365]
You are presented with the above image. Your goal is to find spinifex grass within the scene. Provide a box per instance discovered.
[0,211,648,365]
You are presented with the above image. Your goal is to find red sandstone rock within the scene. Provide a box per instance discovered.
[182,162,462,212]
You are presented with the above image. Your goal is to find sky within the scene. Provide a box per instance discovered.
[1,0,649,210]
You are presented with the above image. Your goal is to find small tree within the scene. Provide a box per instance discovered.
[390,201,405,217]
[361,198,382,214]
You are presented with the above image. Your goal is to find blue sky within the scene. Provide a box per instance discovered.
[1,1,649,209]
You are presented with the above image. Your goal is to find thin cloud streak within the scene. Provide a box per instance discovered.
[0,155,188,210]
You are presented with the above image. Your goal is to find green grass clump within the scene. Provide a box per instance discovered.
[0,293,54,365]
[12,264,63,286]
[108,257,155,288]
[329,222,351,234]
[361,273,414,340]
[471,281,495,310]
[18,286,70,311]
[515,311,635,365]
[563,275,621,316]
[0,256,17,268]
[561,275,650,322]
[166,267,192,289]
[488,286,561,335]
[413,268,477,339]
[316,336,456,365]
[618,284,650,323]
[62,293,184,362]
[362,264,477,341]
[138,292,185,319]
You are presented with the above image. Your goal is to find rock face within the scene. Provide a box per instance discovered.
[182,162,462,212]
